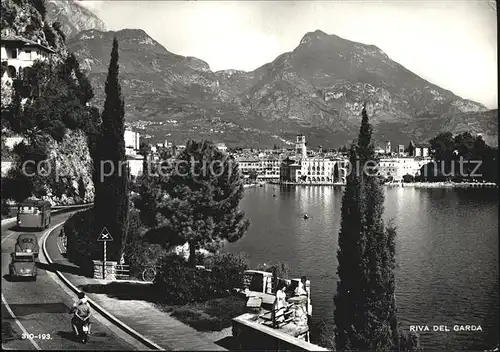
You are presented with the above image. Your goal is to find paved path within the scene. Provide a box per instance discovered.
[1,213,142,351]
[44,223,229,351]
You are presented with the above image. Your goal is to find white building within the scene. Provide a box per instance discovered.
[281,135,349,184]
[124,129,140,156]
[1,34,55,83]
[295,134,307,159]
[4,136,25,149]
[126,154,144,178]
[378,157,430,182]
[235,154,282,181]
[216,143,227,153]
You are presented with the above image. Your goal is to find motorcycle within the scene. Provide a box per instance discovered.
[70,308,91,343]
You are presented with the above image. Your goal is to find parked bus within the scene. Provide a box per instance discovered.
[16,199,51,230]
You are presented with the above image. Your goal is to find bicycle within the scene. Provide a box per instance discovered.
[141,266,157,282]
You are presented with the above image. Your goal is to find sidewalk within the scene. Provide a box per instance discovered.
[44,226,229,351]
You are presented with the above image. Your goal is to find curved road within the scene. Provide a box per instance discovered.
[1,212,144,350]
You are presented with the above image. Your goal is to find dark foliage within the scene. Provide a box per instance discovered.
[93,37,129,262]
[122,210,167,278]
[52,22,66,42]
[333,105,402,351]
[134,140,250,266]
[205,252,249,295]
[153,255,214,304]
[424,132,497,182]
[153,252,249,305]
[64,208,100,276]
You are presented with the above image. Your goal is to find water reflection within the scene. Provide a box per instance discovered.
[225,185,498,350]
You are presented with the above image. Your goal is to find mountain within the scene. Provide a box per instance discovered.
[67,28,497,148]
[45,0,106,39]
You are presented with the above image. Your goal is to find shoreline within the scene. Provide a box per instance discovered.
[269,181,498,189]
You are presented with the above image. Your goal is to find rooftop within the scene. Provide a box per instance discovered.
[1,34,56,53]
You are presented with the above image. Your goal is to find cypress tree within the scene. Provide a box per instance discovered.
[334,104,399,351]
[94,37,129,261]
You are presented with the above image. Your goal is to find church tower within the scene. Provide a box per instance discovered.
[295,134,307,160]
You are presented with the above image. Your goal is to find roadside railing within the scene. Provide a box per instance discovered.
[115,264,131,280]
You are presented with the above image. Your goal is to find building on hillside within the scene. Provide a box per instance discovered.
[124,129,140,156]
[1,34,55,83]
[216,143,227,153]
[398,144,405,156]
[126,154,144,178]
[4,135,25,149]
[385,141,392,155]
[174,144,186,154]
[412,143,430,158]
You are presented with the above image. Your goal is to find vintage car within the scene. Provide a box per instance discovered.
[9,252,38,281]
[14,234,39,258]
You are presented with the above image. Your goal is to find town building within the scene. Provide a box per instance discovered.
[127,154,144,178]
[280,135,349,184]
[235,154,282,181]
[385,141,392,155]
[414,144,430,158]
[378,157,430,182]
[1,34,55,83]
[124,129,140,156]
[216,143,227,153]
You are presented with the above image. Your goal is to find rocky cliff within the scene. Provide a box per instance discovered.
[45,0,106,39]
[1,0,67,58]
[1,0,96,204]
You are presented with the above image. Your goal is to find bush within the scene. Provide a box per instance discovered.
[402,174,415,183]
[153,252,249,305]
[153,255,213,304]
[206,252,249,295]
[398,331,422,351]
[64,208,100,276]
[123,210,167,278]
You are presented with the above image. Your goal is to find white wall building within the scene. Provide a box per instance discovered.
[281,135,349,184]
[216,143,227,153]
[4,136,25,149]
[378,157,430,182]
[1,34,55,83]
[127,155,144,178]
[124,129,140,156]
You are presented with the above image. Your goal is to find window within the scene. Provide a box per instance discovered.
[11,49,17,59]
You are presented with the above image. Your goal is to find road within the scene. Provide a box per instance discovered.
[1,212,143,350]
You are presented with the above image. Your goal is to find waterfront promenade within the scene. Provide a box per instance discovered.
[273,181,498,188]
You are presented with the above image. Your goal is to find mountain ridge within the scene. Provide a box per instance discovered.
[62,21,496,148]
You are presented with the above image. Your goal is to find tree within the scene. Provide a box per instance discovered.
[93,37,129,262]
[333,162,340,182]
[334,104,399,350]
[135,140,250,266]
[407,141,415,157]
[249,170,258,181]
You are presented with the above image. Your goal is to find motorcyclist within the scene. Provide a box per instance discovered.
[70,292,91,338]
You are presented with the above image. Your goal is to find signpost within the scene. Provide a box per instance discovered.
[97,227,113,279]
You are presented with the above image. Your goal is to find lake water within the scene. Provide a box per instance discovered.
[224,184,499,350]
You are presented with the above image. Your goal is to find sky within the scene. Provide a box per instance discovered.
[77,0,497,109]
